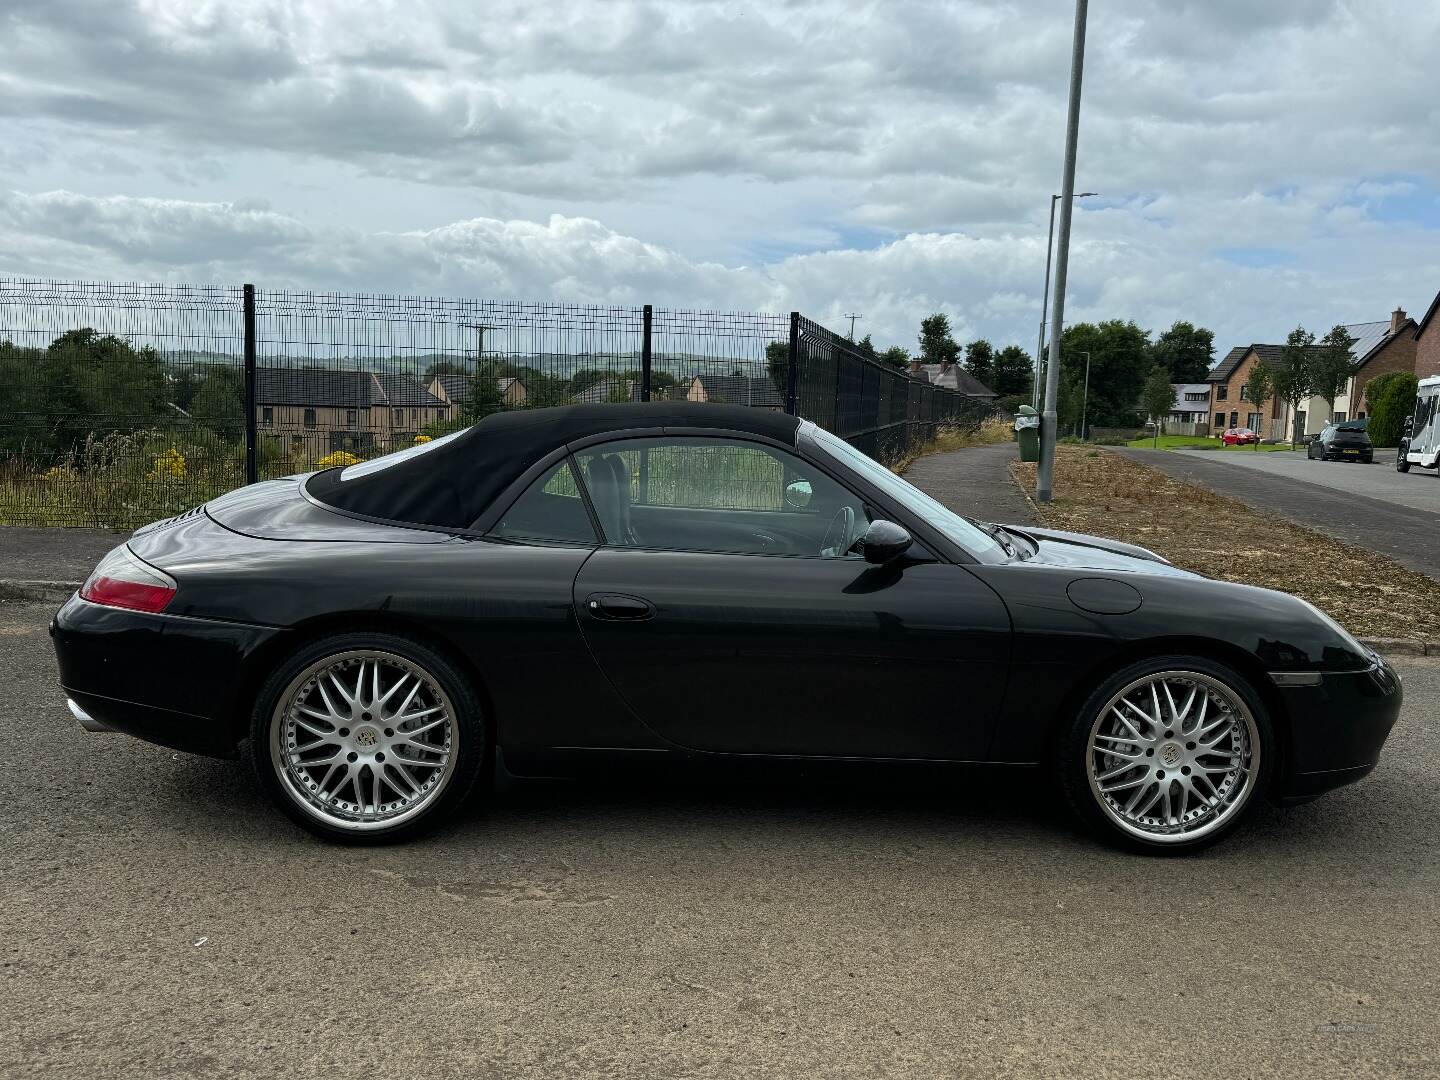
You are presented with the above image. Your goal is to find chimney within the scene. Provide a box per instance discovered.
[908,359,923,378]
[1392,307,1408,333]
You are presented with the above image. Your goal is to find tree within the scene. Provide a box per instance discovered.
[917,314,960,367]
[854,334,878,361]
[1242,362,1274,450]
[425,360,468,378]
[877,345,909,370]
[189,366,245,441]
[1366,370,1419,448]
[1058,320,1152,429]
[1310,324,1359,422]
[1149,321,1215,383]
[766,340,790,397]
[1140,366,1177,446]
[1272,326,1316,446]
[964,339,995,386]
[990,345,1033,397]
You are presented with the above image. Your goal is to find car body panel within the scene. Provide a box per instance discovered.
[51,410,1401,810]
[573,547,1012,760]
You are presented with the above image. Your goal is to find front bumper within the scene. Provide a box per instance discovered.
[1272,654,1401,803]
[51,594,288,759]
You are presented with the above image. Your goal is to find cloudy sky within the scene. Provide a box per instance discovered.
[2,0,1438,355]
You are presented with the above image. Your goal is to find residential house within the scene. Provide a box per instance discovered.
[1349,309,1418,418]
[256,367,452,455]
[1209,311,1416,439]
[685,375,786,410]
[1416,290,1440,382]
[574,377,642,404]
[1168,383,1211,434]
[426,373,528,408]
[1206,345,1286,437]
[905,359,998,399]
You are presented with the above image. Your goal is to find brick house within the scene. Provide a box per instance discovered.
[1416,289,1440,382]
[256,368,452,458]
[1206,346,1284,436]
[1350,308,1418,417]
[427,374,528,408]
[1210,310,1418,438]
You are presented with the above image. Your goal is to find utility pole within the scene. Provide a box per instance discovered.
[1078,351,1092,440]
[843,313,863,341]
[1037,0,1089,504]
[1034,191,1097,408]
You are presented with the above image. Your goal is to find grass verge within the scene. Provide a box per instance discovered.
[890,416,1014,474]
[1010,445,1439,642]
[1125,435,1303,452]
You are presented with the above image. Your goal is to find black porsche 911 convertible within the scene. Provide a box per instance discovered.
[52,403,1400,851]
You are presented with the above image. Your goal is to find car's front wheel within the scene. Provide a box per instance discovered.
[1397,442,1411,473]
[1058,656,1272,854]
[249,632,487,843]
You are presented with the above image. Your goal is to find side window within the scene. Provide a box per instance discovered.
[489,460,597,545]
[575,437,869,557]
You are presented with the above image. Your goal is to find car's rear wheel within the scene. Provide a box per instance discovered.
[249,632,487,843]
[1058,656,1272,854]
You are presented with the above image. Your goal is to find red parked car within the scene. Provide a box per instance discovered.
[1221,427,1259,446]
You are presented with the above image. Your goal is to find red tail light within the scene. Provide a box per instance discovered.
[80,546,177,613]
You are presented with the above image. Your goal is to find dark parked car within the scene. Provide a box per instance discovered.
[1307,418,1373,462]
[52,404,1401,852]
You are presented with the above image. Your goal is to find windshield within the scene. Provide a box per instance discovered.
[804,422,1003,559]
[338,426,468,480]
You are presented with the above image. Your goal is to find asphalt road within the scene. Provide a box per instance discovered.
[1118,448,1440,581]
[1172,448,1440,514]
[3,599,1438,1078]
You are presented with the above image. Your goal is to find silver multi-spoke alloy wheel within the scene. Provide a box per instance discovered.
[1086,669,1259,843]
[269,649,459,832]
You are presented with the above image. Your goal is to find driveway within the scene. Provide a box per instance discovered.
[1118,448,1440,581]
[3,597,1438,1078]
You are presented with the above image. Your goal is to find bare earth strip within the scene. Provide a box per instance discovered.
[1011,445,1440,644]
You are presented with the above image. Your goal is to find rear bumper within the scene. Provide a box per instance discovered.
[51,594,288,759]
[1273,656,1401,803]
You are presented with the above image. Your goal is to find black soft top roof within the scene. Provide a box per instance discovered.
[305,402,802,529]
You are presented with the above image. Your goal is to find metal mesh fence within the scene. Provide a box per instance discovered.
[0,279,991,527]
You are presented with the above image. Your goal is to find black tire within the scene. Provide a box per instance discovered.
[248,631,488,844]
[1397,442,1410,473]
[1057,654,1274,855]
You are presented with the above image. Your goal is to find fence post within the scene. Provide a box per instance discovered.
[785,312,800,416]
[243,283,257,485]
[640,304,653,402]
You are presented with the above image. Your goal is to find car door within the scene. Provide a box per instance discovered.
[570,434,1012,761]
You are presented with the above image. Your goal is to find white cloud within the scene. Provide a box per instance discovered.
[0,0,1438,356]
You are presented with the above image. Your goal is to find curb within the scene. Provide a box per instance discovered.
[0,580,82,604]
[0,578,1436,658]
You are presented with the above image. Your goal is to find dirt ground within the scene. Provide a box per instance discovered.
[1012,445,1440,643]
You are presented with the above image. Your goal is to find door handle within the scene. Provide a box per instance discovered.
[584,592,655,621]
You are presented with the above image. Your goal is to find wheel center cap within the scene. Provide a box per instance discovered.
[354,727,380,749]
[1159,742,1184,768]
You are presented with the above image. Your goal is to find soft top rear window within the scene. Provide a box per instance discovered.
[339,427,468,481]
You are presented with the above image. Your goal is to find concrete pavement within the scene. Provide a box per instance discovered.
[902,441,1034,526]
[2,597,1437,1078]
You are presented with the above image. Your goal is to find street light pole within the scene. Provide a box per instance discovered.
[1079,350,1092,440]
[1034,191,1097,408]
[1037,0,1090,504]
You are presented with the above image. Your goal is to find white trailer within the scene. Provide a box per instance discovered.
[1398,375,1440,472]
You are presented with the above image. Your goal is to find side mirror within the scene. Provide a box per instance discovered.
[784,480,813,509]
[859,519,912,565]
